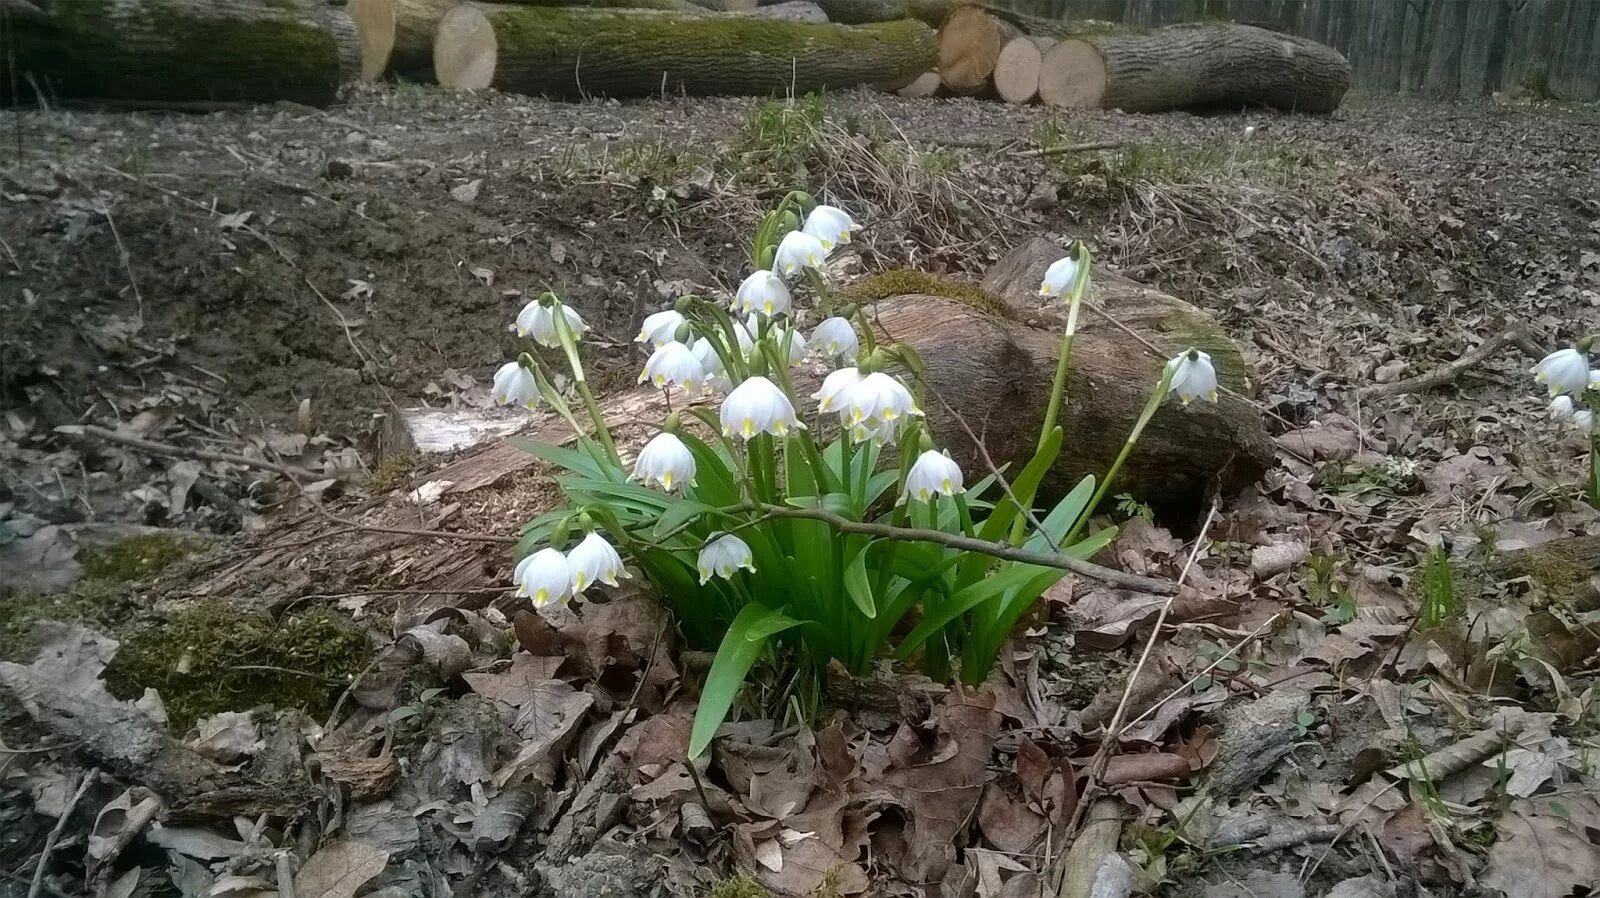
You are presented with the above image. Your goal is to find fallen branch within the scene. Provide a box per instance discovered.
[1021,140,1125,158]
[29,770,97,898]
[56,425,324,481]
[1246,823,1342,853]
[1358,326,1540,399]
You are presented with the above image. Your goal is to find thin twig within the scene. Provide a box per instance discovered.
[1020,140,1127,158]
[1120,614,1278,732]
[56,424,323,481]
[0,870,71,898]
[29,769,97,898]
[1358,326,1538,399]
[1069,502,1219,833]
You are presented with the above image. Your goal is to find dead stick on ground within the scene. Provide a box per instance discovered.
[29,769,97,898]
[57,424,325,481]
[1359,326,1540,399]
[1020,140,1126,158]
[1068,501,1218,834]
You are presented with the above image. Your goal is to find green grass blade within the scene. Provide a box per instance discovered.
[688,603,804,758]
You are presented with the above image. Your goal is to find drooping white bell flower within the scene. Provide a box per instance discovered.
[773,230,828,279]
[567,531,628,594]
[1590,369,1600,390]
[1039,255,1081,298]
[814,367,862,414]
[640,340,706,393]
[1551,395,1577,419]
[1167,350,1219,406]
[736,270,792,317]
[691,339,731,393]
[491,361,539,411]
[771,326,808,365]
[636,310,686,348]
[514,548,571,608]
[801,204,857,252]
[840,372,922,427]
[810,317,859,363]
[1572,410,1596,435]
[720,376,805,440]
[515,300,587,348]
[850,417,904,446]
[904,450,964,502]
[1531,347,1590,397]
[633,432,697,491]
[698,534,755,583]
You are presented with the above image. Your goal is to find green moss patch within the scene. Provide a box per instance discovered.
[80,532,201,582]
[843,269,1014,320]
[0,581,138,662]
[102,602,371,731]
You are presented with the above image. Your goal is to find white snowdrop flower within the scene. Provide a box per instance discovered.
[772,326,808,365]
[813,367,862,414]
[1550,394,1576,419]
[720,376,805,440]
[736,270,792,317]
[697,534,755,583]
[567,531,628,594]
[632,432,697,491]
[515,301,586,348]
[850,417,904,446]
[1167,350,1218,406]
[1590,369,1600,390]
[691,339,730,392]
[810,317,859,363]
[1039,255,1081,298]
[514,548,571,608]
[773,230,828,278]
[841,372,922,427]
[904,450,964,502]
[1574,410,1595,434]
[636,310,686,348]
[1531,347,1590,397]
[640,340,706,393]
[491,362,538,411]
[801,204,857,252]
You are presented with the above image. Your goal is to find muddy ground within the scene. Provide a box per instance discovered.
[2,86,1599,898]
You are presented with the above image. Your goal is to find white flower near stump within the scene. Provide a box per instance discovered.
[633,432,697,491]
[1039,255,1080,298]
[773,231,827,279]
[1167,350,1219,406]
[491,362,538,411]
[568,532,628,594]
[515,301,586,348]
[810,317,859,363]
[698,534,755,583]
[801,204,856,252]
[720,376,805,440]
[636,310,686,348]
[640,340,706,393]
[515,548,571,608]
[1531,347,1590,397]
[904,450,964,502]
[736,270,792,317]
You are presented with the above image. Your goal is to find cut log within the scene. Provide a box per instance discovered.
[936,5,1019,96]
[993,35,1052,104]
[434,4,936,97]
[350,0,461,80]
[798,0,952,26]
[1038,23,1350,113]
[870,238,1273,520]
[734,0,827,23]
[4,0,360,107]
[896,71,943,98]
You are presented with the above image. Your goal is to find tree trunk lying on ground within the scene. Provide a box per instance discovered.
[433,4,935,96]
[870,238,1273,519]
[936,5,1018,95]
[4,0,360,107]
[792,0,951,26]
[1038,22,1350,113]
[896,70,943,98]
[993,34,1053,103]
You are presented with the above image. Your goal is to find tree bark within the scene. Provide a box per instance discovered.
[1038,22,1350,113]
[994,34,1053,103]
[734,0,827,23]
[870,239,1273,521]
[433,4,936,96]
[896,70,943,97]
[5,0,360,107]
[937,5,1019,95]
[787,0,951,26]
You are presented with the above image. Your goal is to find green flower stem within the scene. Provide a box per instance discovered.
[804,267,832,316]
[1062,369,1173,547]
[551,306,620,466]
[1036,247,1092,448]
[1588,394,1600,508]
[522,354,609,470]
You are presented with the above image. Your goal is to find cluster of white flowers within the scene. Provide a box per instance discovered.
[514,531,628,608]
[1535,346,1598,435]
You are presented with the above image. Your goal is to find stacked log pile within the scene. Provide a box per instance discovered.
[1,0,1348,112]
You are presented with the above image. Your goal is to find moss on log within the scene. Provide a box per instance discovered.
[869,238,1272,520]
[5,0,359,107]
[1038,22,1350,113]
[434,4,936,97]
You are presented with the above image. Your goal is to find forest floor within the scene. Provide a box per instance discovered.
[1,87,1599,898]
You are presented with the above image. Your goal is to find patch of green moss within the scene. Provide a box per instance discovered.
[705,874,772,898]
[1500,542,1589,597]
[80,532,201,582]
[366,455,416,493]
[102,602,371,731]
[0,581,138,662]
[843,269,1015,320]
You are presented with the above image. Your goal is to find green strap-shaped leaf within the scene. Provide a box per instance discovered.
[508,437,602,478]
[689,603,805,758]
[895,562,1056,660]
[843,545,876,619]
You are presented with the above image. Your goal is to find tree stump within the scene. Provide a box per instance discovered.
[936,5,1018,95]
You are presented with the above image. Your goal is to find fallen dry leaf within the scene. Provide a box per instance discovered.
[293,841,389,898]
[1480,807,1600,898]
